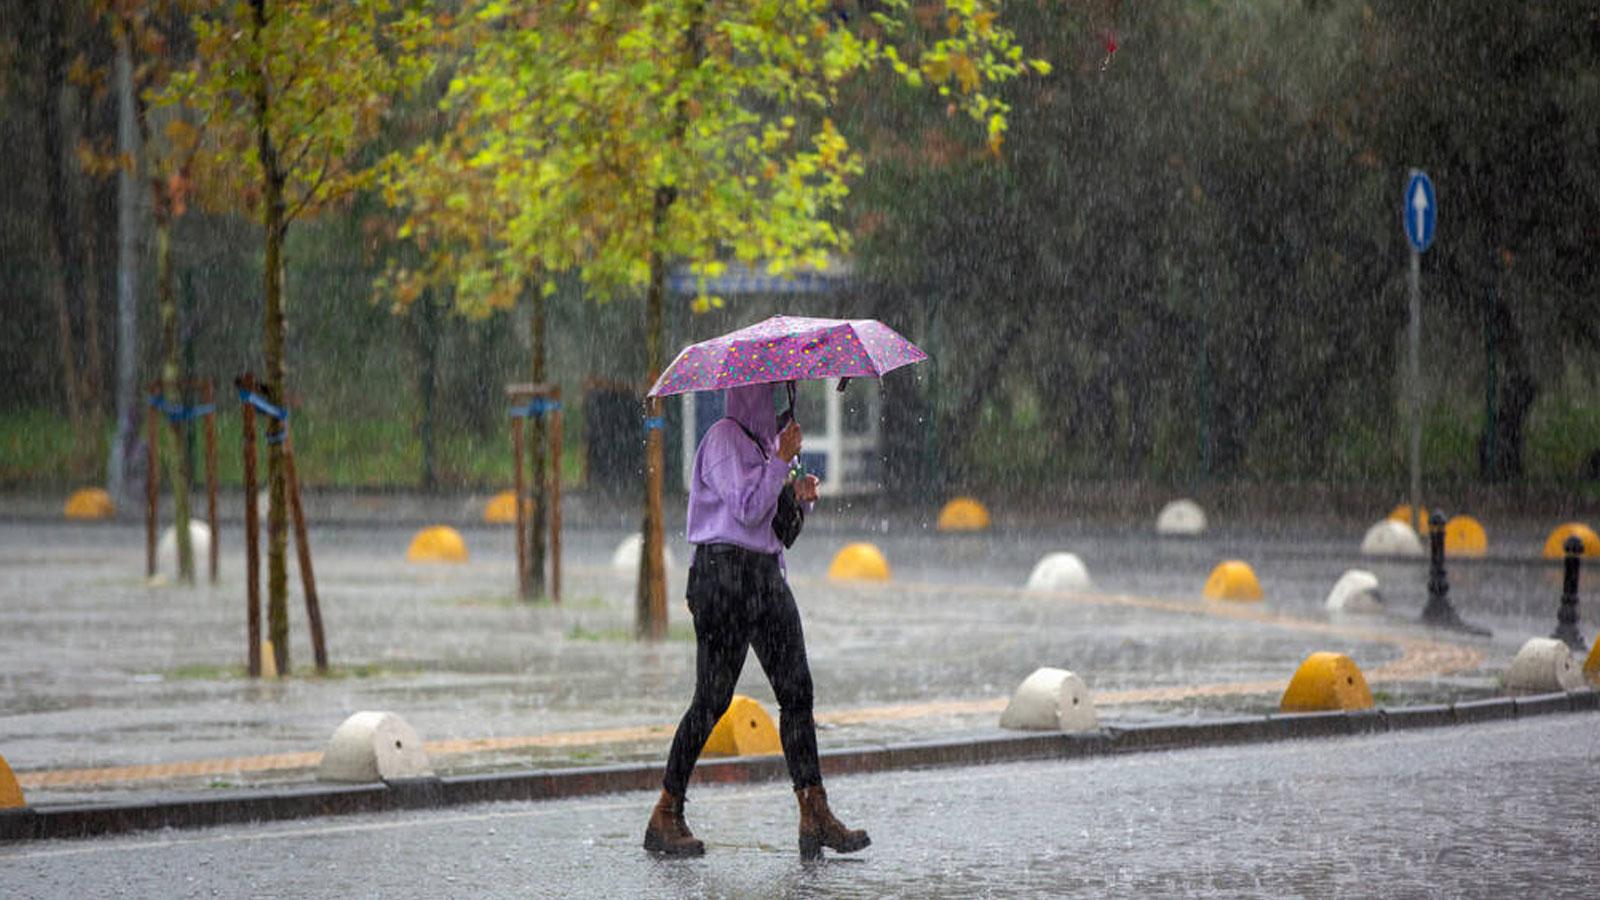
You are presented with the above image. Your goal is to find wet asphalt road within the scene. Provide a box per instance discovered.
[4,712,1597,899]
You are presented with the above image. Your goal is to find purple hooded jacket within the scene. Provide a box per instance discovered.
[684,383,793,555]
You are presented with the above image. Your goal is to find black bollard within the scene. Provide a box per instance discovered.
[1420,510,1491,636]
[1551,536,1587,653]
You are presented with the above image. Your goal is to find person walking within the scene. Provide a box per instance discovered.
[644,382,870,860]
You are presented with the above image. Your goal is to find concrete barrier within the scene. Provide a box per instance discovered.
[482,490,527,524]
[1360,519,1424,557]
[1388,504,1432,534]
[1504,638,1584,693]
[611,533,676,574]
[1025,553,1092,592]
[63,488,115,520]
[1443,515,1488,558]
[1542,522,1600,559]
[0,754,23,809]
[406,526,468,563]
[936,497,991,532]
[158,521,213,574]
[702,695,781,757]
[260,639,279,680]
[828,543,890,582]
[8,697,1598,843]
[999,668,1098,732]
[1325,569,1382,613]
[1155,499,1206,536]
[1203,560,1262,602]
[316,712,434,783]
[1280,652,1373,712]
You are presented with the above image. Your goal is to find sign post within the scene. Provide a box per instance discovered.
[1403,169,1436,531]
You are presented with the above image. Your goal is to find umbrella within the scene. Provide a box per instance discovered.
[647,316,928,397]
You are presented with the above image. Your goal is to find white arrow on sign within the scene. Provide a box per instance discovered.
[1411,182,1430,242]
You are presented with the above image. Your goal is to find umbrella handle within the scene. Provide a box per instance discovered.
[777,380,797,430]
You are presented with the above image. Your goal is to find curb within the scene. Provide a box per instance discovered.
[3,689,1595,844]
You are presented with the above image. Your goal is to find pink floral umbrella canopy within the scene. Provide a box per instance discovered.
[648,316,928,397]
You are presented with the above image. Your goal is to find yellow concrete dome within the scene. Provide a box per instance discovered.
[701,695,781,757]
[936,496,991,532]
[1543,522,1600,559]
[483,490,530,524]
[1280,652,1373,712]
[827,542,891,582]
[407,525,468,563]
[1443,515,1488,558]
[1202,560,1263,602]
[1387,504,1434,534]
[64,487,115,520]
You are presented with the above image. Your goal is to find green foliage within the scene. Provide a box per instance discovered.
[0,409,82,484]
[380,0,1045,317]
[855,0,1600,487]
[0,407,586,490]
[157,0,434,224]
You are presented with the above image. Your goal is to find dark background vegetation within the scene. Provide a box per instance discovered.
[3,1,1598,508]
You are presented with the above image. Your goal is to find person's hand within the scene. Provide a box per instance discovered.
[794,473,820,504]
[777,420,802,462]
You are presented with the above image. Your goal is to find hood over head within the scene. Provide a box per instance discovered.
[724,382,779,446]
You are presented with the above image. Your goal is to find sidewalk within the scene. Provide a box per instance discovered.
[0,510,1583,807]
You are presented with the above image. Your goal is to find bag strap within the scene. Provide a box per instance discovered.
[725,417,770,461]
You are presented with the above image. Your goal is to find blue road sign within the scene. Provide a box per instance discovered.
[1404,170,1436,253]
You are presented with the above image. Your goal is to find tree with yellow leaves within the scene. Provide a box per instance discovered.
[382,0,1046,638]
[156,0,432,674]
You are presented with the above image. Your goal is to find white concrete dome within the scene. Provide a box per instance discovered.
[158,521,213,574]
[1325,569,1383,613]
[999,668,1098,732]
[1025,553,1093,592]
[1156,499,1207,536]
[1359,520,1425,557]
[611,533,676,573]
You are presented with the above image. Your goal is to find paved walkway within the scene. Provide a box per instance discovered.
[1,508,1575,803]
[6,714,1596,898]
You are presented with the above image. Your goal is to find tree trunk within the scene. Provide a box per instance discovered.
[416,293,438,491]
[81,192,108,474]
[253,0,291,676]
[637,211,668,641]
[110,30,141,510]
[38,0,90,480]
[528,290,548,599]
[155,199,194,583]
[1481,291,1537,482]
[636,3,703,640]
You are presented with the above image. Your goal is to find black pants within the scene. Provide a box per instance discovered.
[662,543,820,796]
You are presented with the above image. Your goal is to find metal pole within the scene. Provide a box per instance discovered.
[1552,536,1587,652]
[1408,247,1423,529]
[1420,509,1490,636]
[512,415,528,600]
[549,389,563,604]
[203,381,219,585]
[145,385,159,579]
[239,374,262,679]
[109,32,140,510]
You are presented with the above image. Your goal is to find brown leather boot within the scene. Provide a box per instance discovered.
[643,789,705,856]
[795,784,870,860]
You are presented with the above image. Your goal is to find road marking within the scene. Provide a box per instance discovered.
[14,584,1483,790]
